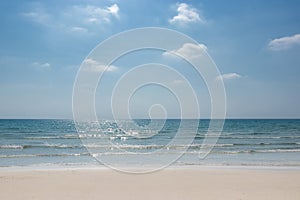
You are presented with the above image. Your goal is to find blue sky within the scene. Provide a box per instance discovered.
[0,0,300,119]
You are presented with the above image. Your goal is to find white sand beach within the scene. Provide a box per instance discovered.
[0,167,299,200]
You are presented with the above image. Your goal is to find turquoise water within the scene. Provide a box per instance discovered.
[0,119,300,168]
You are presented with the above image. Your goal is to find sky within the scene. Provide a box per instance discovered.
[0,0,300,119]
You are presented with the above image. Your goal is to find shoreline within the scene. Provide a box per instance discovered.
[0,165,300,174]
[1,164,300,172]
[1,163,300,171]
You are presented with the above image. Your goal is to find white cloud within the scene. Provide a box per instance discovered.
[69,26,88,33]
[22,4,120,34]
[72,4,119,24]
[32,62,51,70]
[107,4,120,19]
[163,43,207,59]
[169,3,205,26]
[216,73,242,81]
[268,34,300,51]
[22,11,51,26]
[82,58,118,72]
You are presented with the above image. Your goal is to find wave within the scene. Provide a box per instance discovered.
[7,133,300,141]
[85,143,300,150]
[195,135,300,139]
[1,141,299,150]
[0,144,82,149]
[214,149,300,154]
[1,148,300,159]
[24,134,79,140]
[218,142,300,146]
[0,152,90,159]
[0,144,24,149]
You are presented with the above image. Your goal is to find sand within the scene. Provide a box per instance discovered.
[0,167,299,200]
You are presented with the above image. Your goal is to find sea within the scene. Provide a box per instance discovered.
[0,119,300,169]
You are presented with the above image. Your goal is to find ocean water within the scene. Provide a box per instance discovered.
[0,119,300,168]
